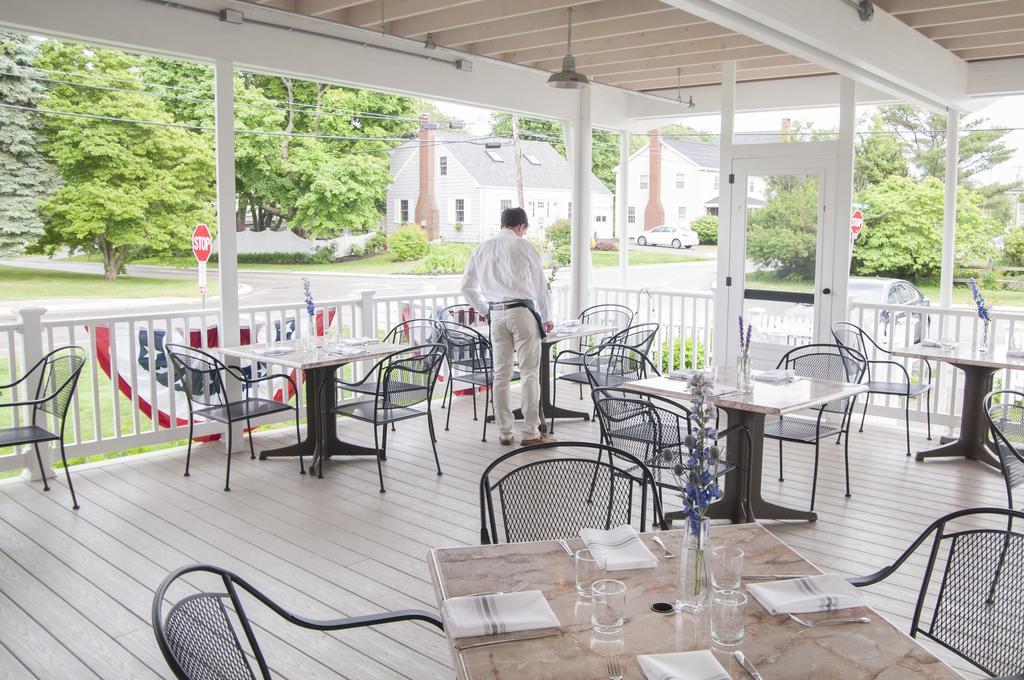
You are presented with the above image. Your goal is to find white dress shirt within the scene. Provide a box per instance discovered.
[460,229,551,322]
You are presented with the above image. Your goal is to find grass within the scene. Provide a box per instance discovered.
[594,250,707,267]
[0,264,219,302]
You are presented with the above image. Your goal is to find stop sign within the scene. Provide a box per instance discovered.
[192,223,213,263]
[850,209,864,237]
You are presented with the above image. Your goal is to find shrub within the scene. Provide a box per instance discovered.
[1005,227,1024,265]
[691,215,718,245]
[309,244,337,264]
[348,244,364,258]
[545,219,572,266]
[592,239,619,252]
[411,243,474,274]
[390,224,429,261]
[454,222,464,233]
[364,231,387,254]
[660,338,706,373]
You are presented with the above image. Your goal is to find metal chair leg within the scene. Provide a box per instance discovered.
[381,420,389,461]
[184,420,194,477]
[810,438,821,512]
[427,410,442,475]
[33,443,50,491]
[858,397,869,432]
[551,376,558,434]
[224,425,233,492]
[375,423,386,493]
[295,407,305,475]
[778,435,784,482]
[481,387,490,442]
[844,425,852,498]
[444,381,454,432]
[904,395,912,457]
[246,416,256,459]
[471,387,478,421]
[926,390,932,441]
[59,441,79,510]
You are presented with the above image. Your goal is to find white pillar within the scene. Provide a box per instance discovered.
[18,307,53,481]
[940,109,959,308]
[617,129,630,287]
[829,77,856,336]
[713,62,737,367]
[570,87,593,316]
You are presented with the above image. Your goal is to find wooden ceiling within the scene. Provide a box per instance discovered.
[247,0,1024,93]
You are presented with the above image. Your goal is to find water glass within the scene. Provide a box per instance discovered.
[711,546,744,591]
[575,549,606,598]
[591,579,627,635]
[710,590,747,645]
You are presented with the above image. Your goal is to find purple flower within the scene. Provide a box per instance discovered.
[302,278,315,318]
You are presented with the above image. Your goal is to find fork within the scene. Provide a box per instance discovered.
[788,612,871,628]
[462,581,528,598]
[606,656,623,680]
[651,535,677,559]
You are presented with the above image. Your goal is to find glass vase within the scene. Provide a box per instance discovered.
[304,314,317,350]
[979,319,991,353]
[737,351,753,393]
[676,517,711,613]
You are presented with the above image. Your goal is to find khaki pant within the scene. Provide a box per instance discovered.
[490,307,542,440]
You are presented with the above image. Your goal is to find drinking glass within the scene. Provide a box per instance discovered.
[710,590,747,645]
[711,546,744,591]
[591,579,627,635]
[575,549,606,598]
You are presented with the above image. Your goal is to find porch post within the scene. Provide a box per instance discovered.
[713,61,737,367]
[940,109,959,308]
[830,77,856,333]
[617,129,630,287]
[18,307,53,481]
[570,87,594,316]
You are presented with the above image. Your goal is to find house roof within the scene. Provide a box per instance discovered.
[705,194,766,207]
[662,139,720,169]
[391,133,611,195]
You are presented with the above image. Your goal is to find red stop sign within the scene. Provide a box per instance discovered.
[192,223,213,263]
[850,210,864,237]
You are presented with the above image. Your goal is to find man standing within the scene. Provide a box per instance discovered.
[461,207,555,446]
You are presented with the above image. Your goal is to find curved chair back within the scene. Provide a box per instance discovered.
[579,303,633,332]
[34,346,86,427]
[378,343,446,410]
[383,318,444,346]
[850,507,1024,678]
[166,344,228,409]
[609,322,660,355]
[479,441,665,544]
[592,386,693,472]
[439,303,487,328]
[438,320,492,374]
[831,321,871,359]
[583,343,660,391]
[985,390,1024,509]
[777,343,866,415]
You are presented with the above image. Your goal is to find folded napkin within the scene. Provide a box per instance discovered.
[638,651,729,680]
[325,347,369,357]
[668,368,696,381]
[1008,349,1024,359]
[441,590,559,639]
[746,573,864,615]
[250,346,293,357]
[755,369,798,384]
[579,525,658,571]
[336,337,376,346]
[922,338,956,349]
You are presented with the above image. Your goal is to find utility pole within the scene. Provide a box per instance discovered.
[511,114,526,209]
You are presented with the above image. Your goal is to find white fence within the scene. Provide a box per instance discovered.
[2,284,1021,477]
[217,229,373,258]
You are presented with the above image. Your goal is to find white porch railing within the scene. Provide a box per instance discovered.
[3,284,1022,475]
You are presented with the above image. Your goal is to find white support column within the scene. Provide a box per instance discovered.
[18,307,53,481]
[713,62,737,368]
[214,59,243,451]
[617,130,630,287]
[828,77,856,335]
[570,87,594,317]
[940,110,959,308]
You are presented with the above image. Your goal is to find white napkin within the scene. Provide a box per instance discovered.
[669,368,696,381]
[325,347,369,357]
[638,651,730,680]
[579,525,658,571]
[922,338,956,349]
[336,337,376,346]
[755,369,798,384]
[746,573,864,614]
[441,590,560,638]
[250,346,293,357]
[1008,349,1024,359]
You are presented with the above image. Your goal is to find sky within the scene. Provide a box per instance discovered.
[432,94,1024,187]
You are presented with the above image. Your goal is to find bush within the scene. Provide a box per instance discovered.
[390,224,429,261]
[454,222,464,233]
[691,215,718,245]
[1005,227,1024,265]
[309,244,337,264]
[364,231,387,254]
[348,244,364,258]
[592,239,618,252]
[660,338,706,373]
[218,251,313,265]
[411,243,474,274]
[546,219,572,266]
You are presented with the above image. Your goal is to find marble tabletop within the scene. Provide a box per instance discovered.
[892,342,1024,370]
[214,339,407,371]
[428,524,959,680]
[622,373,868,417]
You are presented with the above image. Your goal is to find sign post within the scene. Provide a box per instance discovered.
[191,223,213,309]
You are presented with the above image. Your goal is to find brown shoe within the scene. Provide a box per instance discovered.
[499,433,515,446]
[520,433,558,446]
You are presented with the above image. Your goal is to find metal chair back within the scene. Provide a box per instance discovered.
[831,321,871,359]
[383,318,443,346]
[33,346,86,425]
[985,390,1024,508]
[439,303,487,328]
[166,344,228,409]
[777,343,865,415]
[851,507,1024,678]
[579,303,633,332]
[378,343,446,411]
[592,387,693,472]
[609,322,660,355]
[438,320,492,375]
[583,343,660,391]
[479,442,665,544]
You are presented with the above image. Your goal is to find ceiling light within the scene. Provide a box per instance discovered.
[547,7,589,89]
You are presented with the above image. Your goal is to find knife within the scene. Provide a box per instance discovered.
[735,651,764,680]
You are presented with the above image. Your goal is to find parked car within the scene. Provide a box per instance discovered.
[635,225,698,249]
[848,277,930,342]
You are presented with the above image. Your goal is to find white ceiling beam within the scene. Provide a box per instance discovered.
[252,0,295,8]
[491,15,731,61]
[896,0,1024,28]
[938,28,1024,50]
[618,64,830,91]
[594,53,802,83]
[532,34,761,71]
[356,0,600,36]
[662,0,968,110]
[954,43,1024,59]
[295,0,367,16]
[876,0,1003,15]
[343,0,485,29]
[966,56,1024,95]
[584,45,785,77]
[919,15,1024,39]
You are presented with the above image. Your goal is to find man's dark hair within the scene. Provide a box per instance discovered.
[500,207,528,228]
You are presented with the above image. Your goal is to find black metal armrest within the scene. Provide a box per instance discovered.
[847,567,895,588]
[0,395,55,410]
[240,372,298,389]
[553,348,585,362]
[867,359,912,384]
[288,609,444,632]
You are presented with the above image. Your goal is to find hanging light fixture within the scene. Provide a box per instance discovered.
[547,7,590,89]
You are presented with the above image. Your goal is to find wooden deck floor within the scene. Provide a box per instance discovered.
[0,387,1007,679]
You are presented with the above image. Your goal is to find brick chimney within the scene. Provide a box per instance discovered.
[643,128,665,230]
[415,114,439,240]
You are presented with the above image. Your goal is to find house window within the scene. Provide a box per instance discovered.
[627,206,635,224]
[678,206,687,221]
[676,174,685,189]
[713,175,720,191]
[707,207,719,216]
[439,156,448,176]
[595,215,607,223]
[749,179,755,193]
[529,201,535,216]
[500,199,512,211]
[455,199,465,223]
[399,199,409,224]
[568,202,572,218]
[640,174,649,190]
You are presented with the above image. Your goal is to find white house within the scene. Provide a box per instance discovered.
[386,125,613,243]
[617,132,766,235]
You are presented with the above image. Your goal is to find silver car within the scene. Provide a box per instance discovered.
[847,277,930,341]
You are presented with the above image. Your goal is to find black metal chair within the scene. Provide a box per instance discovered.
[832,320,932,456]
[850,507,1024,678]
[552,303,634,395]
[0,346,85,509]
[985,390,1024,510]
[341,318,443,398]
[478,441,667,544]
[166,344,302,492]
[320,343,446,492]
[439,303,488,329]
[438,320,515,442]
[152,563,443,680]
[764,343,866,511]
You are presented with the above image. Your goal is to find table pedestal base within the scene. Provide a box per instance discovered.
[914,362,1000,469]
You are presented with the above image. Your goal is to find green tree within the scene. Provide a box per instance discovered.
[852,176,999,279]
[745,178,820,279]
[854,113,908,192]
[0,33,57,255]
[32,41,215,279]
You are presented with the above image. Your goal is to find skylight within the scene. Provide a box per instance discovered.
[523,153,541,166]
[485,149,504,162]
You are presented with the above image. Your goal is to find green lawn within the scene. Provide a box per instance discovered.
[0,265,219,302]
[592,250,706,267]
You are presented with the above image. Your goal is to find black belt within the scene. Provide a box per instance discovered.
[487,299,546,338]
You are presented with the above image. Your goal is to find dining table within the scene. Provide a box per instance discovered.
[891,342,1024,469]
[621,372,868,523]
[215,338,406,467]
[428,523,960,679]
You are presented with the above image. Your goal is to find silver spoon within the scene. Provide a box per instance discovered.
[789,613,871,628]
[651,535,677,559]
[557,539,574,558]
